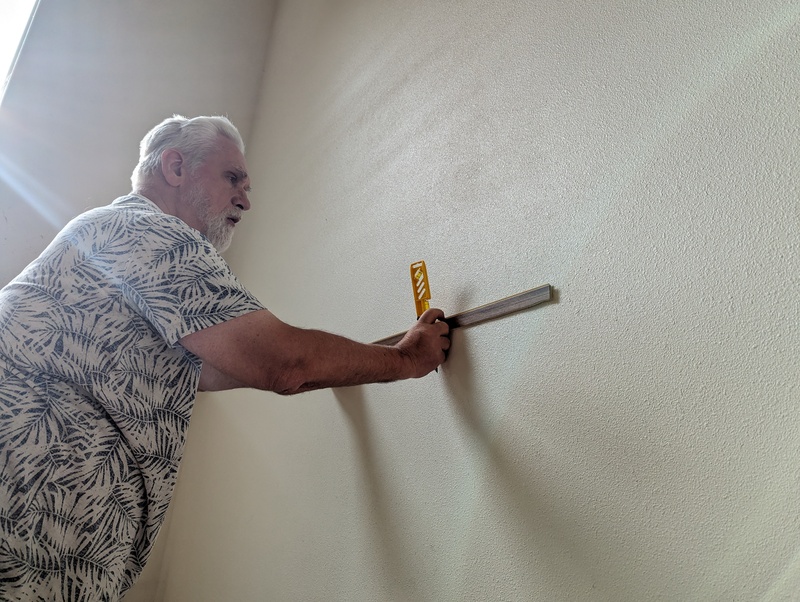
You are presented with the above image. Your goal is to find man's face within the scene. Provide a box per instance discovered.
[183,136,251,253]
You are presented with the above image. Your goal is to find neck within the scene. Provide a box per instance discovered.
[134,182,179,218]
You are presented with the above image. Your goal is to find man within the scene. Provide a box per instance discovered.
[0,115,450,600]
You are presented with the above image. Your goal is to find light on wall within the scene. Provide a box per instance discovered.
[0,0,39,106]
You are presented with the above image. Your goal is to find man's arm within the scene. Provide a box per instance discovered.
[196,361,249,392]
[180,307,450,395]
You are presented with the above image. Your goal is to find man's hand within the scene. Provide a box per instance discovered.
[395,308,451,378]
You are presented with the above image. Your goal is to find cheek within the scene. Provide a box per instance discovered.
[206,188,229,211]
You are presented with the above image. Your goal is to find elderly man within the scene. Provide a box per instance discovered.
[0,115,450,600]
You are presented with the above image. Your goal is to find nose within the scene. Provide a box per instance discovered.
[234,188,251,212]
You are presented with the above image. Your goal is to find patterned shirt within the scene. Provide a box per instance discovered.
[0,194,265,600]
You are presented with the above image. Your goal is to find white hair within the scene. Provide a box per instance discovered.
[131,115,245,191]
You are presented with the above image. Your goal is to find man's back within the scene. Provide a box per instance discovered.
[0,194,264,600]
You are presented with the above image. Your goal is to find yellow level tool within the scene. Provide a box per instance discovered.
[373,275,552,346]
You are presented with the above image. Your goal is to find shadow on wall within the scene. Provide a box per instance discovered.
[440,323,596,577]
[333,289,617,596]
[334,386,423,599]
[438,286,629,595]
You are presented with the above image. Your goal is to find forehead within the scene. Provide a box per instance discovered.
[203,136,248,175]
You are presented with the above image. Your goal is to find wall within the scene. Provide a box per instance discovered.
[0,0,273,287]
[0,1,274,600]
[154,1,800,600]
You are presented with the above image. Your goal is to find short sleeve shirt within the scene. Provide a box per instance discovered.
[0,194,265,599]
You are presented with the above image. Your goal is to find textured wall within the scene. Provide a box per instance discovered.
[157,1,800,600]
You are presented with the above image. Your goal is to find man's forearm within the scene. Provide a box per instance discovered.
[180,308,449,395]
[268,327,412,394]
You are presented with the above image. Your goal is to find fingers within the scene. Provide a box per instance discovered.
[417,307,450,356]
[420,308,450,338]
[441,335,451,351]
[396,308,450,378]
[398,308,451,376]
[418,307,445,324]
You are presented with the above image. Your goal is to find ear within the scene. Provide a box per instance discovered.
[160,148,185,187]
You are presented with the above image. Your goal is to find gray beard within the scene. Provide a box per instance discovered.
[204,213,234,254]
[186,185,235,253]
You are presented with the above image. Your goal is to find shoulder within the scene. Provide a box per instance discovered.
[69,195,205,248]
[111,194,193,232]
[62,195,186,237]
[44,195,216,278]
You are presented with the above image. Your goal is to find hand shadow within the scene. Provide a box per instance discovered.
[440,308,592,581]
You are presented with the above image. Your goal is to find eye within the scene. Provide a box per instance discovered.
[227,173,239,185]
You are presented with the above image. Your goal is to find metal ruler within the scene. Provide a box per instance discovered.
[373,283,552,346]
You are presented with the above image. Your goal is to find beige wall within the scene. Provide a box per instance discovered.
[0,0,273,287]
[0,1,273,600]
[3,1,798,600]
[154,1,800,601]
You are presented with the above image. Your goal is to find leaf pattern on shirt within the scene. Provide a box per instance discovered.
[0,195,264,600]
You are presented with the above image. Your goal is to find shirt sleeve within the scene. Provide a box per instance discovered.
[119,213,266,347]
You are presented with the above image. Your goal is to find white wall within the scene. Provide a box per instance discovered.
[156,1,800,600]
[4,1,798,600]
[0,1,274,600]
[0,0,273,287]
